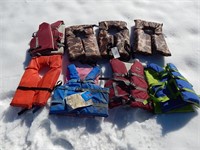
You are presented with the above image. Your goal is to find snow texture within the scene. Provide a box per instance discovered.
[0,0,200,150]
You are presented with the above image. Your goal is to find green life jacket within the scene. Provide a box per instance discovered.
[145,63,199,113]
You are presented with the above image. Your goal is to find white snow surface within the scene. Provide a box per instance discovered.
[0,0,200,150]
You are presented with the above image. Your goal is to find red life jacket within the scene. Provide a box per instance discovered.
[29,20,65,56]
[105,58,152,111]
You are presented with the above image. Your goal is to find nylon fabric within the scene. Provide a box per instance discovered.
[105,58,152,111]
[29,20,65,56]
[98,21,131,61]
[145,63,199,113]
[11,55,62,109]
[50,64,109,117]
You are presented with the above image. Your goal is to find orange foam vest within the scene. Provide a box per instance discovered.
[11,55,62,109]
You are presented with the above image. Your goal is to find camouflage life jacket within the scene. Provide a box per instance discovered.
[65,25,101,63]
[98,21,131,61]
[29,20,65,57]
[50,64,109,117]
[105,58,152,111]
[133,19,171,56]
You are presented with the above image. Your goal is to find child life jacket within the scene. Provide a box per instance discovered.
[104,58,152,111]
[98,21,131,61]
[50,64,109,117]
[133,19,171,56]
[29,20,65,57]
[145,63,200,113]
[65,25,101,63]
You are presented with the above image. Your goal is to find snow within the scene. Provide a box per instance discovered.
[0,0,200,149]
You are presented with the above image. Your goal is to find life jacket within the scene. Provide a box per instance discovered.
[65,25,101,63]
[29,20,65,57]
[98,21,131,61]
[134,19,171,56]
[50,64,109,117]
[10,55,62,110]
[145,63,200,113]
[104,58,152,111]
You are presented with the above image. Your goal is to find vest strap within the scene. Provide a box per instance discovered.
[113,73,129,78]
[17,86,52,92]
[180,88,195,94]
[128,95,147,103]
[65,87,109,93]
[17,106,42,116]
[68,79,95,84]
[51,100,65,105]
[130,83,148,92]
[113,71,147,92]
[112,82,129,97]
[149,94,169,102]
[134,98,147,102]
[172,75,188,82]
[18,108,29,116]
[93,103,108,108]
[113,78,131,86]
[114,72,145,79]
[160,72,168,79]
[129,71,145,79]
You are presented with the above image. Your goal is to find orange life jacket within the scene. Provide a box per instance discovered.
[10,55,62,109]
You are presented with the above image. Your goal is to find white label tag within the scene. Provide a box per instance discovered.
[111,47,120,58]
[65,92,93,110]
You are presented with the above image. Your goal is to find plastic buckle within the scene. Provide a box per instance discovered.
[75,87,83,92]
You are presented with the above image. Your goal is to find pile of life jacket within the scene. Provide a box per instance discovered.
[10,19,200,118]
[10,21,65,114]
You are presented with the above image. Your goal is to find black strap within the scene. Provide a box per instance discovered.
[99,77,111,80]
[17,106,42,116]
[17,80,62,92]
[92,24,99,27]
[32,106,42,114]
[17,81,63,116]
[17,86,52,92]
[18,108,29,116]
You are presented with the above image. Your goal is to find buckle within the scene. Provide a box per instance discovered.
[75,87,83,92]
[124,73,130,78]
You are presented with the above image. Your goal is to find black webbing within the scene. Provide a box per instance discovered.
[17,106,42,116]
[17,86,52,92]
[18,108,29,116]
[99,77,111,80]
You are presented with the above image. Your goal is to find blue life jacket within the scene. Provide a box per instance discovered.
[49,64,109,117]
[145,63,200,113]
